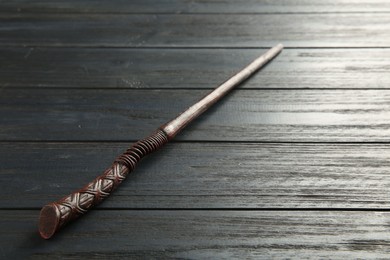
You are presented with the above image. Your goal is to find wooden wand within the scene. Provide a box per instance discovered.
[39,43,284,239]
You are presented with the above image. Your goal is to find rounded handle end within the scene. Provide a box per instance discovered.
[39,204,60,239]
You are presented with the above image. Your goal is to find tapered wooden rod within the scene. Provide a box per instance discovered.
[38,44,283,239]
[162,43,283,139]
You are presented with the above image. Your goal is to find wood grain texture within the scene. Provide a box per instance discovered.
[0,13,389,47]
[2,142,390,209]
[1,48,389,89]
[2,210,390,259]
[1,0,390,14]
[1,0,390,255]
[1,88,390,142]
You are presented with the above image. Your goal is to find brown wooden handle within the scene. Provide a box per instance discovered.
[38,129,169,239]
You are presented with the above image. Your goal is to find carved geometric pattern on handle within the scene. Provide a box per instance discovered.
[54,162,128,229]
[39,129,169,239]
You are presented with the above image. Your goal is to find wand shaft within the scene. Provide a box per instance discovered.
[163,43,283,139]
[39,44,283,239]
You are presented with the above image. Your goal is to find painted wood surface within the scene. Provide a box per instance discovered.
[0,13,389,47]
[2,0,390,14]
[1,142,390,209]
[1,48,389,89]
[1,88,390,142]
[1,0,390,258]
[2,210,390,259]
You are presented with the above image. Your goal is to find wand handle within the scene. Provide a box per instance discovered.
[39,129,168,239]
[39,44,283,239]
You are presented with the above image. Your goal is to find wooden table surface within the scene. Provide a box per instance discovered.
[1,1,390,258]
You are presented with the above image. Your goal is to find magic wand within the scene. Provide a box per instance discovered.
[39,43,283,239]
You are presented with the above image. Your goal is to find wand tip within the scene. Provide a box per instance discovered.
[274,43,284,52]
[39,204,60,239]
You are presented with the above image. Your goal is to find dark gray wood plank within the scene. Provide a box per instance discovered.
[2,48,389,89]
[2,142,390,209]
[1,88,390,142]
[3,210,390,259]
[1,0,390,14]
[0,13,389,47]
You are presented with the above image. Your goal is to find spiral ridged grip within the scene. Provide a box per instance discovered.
[39,129,169,239]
